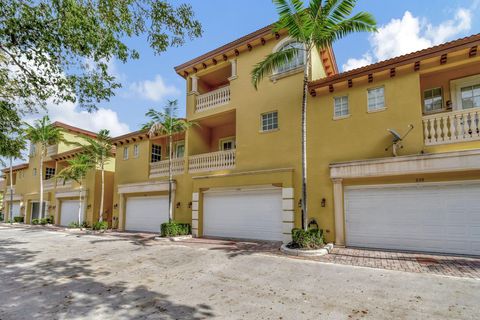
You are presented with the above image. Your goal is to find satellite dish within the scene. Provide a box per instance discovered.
[385,125,414,157]
[387,129,402,142]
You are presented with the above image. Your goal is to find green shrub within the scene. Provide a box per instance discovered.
[32,218,40,225]
[81,221,90,228]
[14,216,24,223]
[161,221,191,237]
[290,228,325,249]
[68,221,80,228]
[92,221,108,231]
[45,215,54,224]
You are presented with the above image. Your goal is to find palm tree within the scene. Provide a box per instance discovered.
[55,154,94,226]
[24,116,64,221]
[144,100,195,224]
[82,129,113,223]
[251,0,376,230]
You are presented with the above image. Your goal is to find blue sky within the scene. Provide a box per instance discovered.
[40,0,480,137]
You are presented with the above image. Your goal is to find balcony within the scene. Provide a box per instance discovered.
[423,108,480,145]
[196,85,230,113]
[188,149,236,173]
[47,145,58,157]
[43,179,56,191]
[149,158,185,178]
[56,178,74,190]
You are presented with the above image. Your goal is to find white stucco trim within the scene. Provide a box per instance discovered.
[117,181,174,194]
[330,149,480,179]
[55,190,88,199]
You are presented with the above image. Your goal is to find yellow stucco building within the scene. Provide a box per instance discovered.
[2,123,115,226]
[112,26,480,255]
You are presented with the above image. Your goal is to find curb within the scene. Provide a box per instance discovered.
[280,243,334,257]
[156,235,193,242]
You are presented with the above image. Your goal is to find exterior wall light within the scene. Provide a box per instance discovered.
[87,204,92,209]
[188,202,192,208]
[321,198,326,207]
[298,199,302,208]
[176,202,181,209]
[113,204,118,209]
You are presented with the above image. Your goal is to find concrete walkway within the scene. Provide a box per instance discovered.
[0,225,479,319]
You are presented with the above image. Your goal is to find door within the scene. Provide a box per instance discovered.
[31,202,46,221]
[125,196,169,233]
[10,202,20,219]
[344,182,480,255]
[203,188,283,241]
[60,200,85,226]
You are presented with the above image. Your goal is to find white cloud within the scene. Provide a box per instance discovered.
[129,75,180,102]
[342,7,473,71]
[26,100,130,137]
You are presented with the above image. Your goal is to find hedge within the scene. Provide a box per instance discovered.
[14,216,24,223]
[161,221,191,237]
[290,228,325,249]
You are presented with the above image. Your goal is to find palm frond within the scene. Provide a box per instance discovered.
[251,47,301,89]
[273,0,309,41]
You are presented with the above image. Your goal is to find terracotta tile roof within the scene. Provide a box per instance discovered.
[1,163,29,173]
[53,122,98,138]
[309,33,480,91]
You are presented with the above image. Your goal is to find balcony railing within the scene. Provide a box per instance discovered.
[195,85,230,113]
[56,178,73,190]
[188,149,236,173]
[43,179,56,191]
[423,108,480,146]
[47,145,58,157]
[149,158,185,178]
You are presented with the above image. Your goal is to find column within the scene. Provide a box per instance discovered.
[332,178,345,246]
[281,187,295,243]
[190,75,199,94]
[118,194,125,231]
[191,192,199,237]
[54,199,60,225]
[228,59,238,81]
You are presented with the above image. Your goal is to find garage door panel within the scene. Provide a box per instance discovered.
[345,183,480,256]
[61,200,85,226]
[125,196,168,233]
[203,189,283,241]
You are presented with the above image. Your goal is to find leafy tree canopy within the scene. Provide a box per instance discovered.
[0,0,202,113]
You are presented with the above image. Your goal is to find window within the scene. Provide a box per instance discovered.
[334,96,349,118]
[367,87,385,111]
[261,111,278,132]
[29,144,36,157]
[175,142,185,158]
[33,168,37,176]
[219,138,235,151]
[423,88,443,113]
[151,144,162,162]
[123,147,129,160]
[45,167,55,180]
[275,41,305,74]
[460,84,480,109]
[133,144,139,158]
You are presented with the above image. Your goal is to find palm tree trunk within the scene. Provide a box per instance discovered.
[301,54,310,231]
[99,157,104,223]
[9,157,13,224]
[168,135,173,223]
[39,151,44,221]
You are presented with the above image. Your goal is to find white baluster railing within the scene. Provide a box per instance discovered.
[423,108,480,145]
[195,85,230,112]
[43,179,56,191]
[56,178,73,189]
[47,145,58,157]
[149,158,185,178]
[188,149,236,173]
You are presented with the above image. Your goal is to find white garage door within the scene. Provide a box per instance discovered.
[125,196,169,233]
[203,188,283,241]
[61,200,86,226]
[345,182,480,256]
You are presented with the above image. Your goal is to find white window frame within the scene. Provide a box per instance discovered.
[333,96,349,119]
[261,111,279,132]
[367,86,386,112]
[33,168,37,176]
[151,144,162,163]
[175,141,185,158]
[272,37,306,76]
[29,143,36,157]
[123,146,129,160]
[423,87,444,114]
[219,137,236,151]
[133,144,139,158]
[450,74,480,110]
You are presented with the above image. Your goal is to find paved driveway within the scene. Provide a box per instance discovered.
[0,225,479,320]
